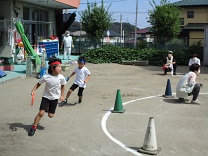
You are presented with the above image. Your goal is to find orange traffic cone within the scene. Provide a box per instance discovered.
[138,117,161,155]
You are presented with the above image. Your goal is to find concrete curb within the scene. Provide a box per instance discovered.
[0,74,26,85]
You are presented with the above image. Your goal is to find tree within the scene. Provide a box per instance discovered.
[68,21,81,32]
[79,0,112,45]
[137,39,148,49]
[148,0,181,43]
[109,22,139,38]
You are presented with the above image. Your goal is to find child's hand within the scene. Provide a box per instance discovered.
[60,96,65,101]
[65,77,69,82]
[84,80,87,83]
[31,91,35,96]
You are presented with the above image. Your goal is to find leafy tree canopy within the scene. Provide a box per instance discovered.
[148,0,181,40]
[79,0,112,41]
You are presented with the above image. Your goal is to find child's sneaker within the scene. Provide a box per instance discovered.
[60,99,67,105]
[191,99,200,104]
[78,97,82,103]
[179,98,190,103]
[28,127,36,136]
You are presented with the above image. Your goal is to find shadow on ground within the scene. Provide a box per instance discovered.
[58,102,79,107]
[7,123,45,132]
[162,98,199,105]
[126,146,140,151]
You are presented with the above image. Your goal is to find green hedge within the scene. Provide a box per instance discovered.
[82,45,203,66]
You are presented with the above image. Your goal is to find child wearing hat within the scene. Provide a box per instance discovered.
[28,57,66,136]
[61,56,91,104]
[163,51,177,75]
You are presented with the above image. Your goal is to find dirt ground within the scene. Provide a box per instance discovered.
[0,63,208,156]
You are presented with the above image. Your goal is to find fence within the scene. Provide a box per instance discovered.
[70,36,204,55]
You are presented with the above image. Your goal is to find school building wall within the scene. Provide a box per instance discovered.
[0,0,57,58]
[0,0,13,58]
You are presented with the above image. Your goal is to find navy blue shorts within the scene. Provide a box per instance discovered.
[70,83,84,96]
[39,97,58,114]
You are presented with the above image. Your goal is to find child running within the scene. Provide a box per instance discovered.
[28,57,66,136]
[61,56,91,104]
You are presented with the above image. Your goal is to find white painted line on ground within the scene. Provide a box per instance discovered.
[101,93,208,155]
[101,95,160,156]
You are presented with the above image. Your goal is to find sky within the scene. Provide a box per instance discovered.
[70,0,180,29]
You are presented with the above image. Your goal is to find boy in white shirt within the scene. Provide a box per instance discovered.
[163,51,177,75]
[61,56,91,104]
[28,57,67,136]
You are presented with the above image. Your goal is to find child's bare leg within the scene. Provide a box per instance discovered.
[28,110,45,136]
[66,89,73,99]
[61,89,73,104]
[33,110,45,126]
[48,113,54,118]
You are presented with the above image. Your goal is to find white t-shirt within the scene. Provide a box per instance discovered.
[176,71,196,98]
[39,74,67,100]
[73,66,91,88]
[63,36,73,48]
[188,58,200,66]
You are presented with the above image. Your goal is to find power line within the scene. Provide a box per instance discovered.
[80,0,128,5]
[76,10,148,14]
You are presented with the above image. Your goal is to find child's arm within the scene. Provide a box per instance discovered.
[84,75,90,83]
[31,83,41,95]
[67,72,75,79]
[60,85,65,101]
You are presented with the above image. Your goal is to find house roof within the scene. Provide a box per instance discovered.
[183,23,208,30]
[129,28,150,34]
[174,0,208,7]
[71,31,86,36]
[105,30,121,37]
[124,39,138,43]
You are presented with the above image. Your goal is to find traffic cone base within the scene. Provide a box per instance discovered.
[112,89,125,113]
[138,147,161,155]
[163,94,174,98]
[111,109,125,113]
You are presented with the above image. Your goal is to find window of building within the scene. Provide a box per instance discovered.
[187,11,194,18]
[179,18,184,25]
[23,7,50,44]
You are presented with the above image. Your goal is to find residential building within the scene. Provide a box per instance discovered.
[103,30,124,45]
[71,30,87,37]
[129,27,154,43]
[175,0,208,45]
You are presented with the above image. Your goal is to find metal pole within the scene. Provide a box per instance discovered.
[134,0,138,48]
[120,14,122,47]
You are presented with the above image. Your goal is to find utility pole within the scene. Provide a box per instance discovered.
[120,14,122,47]
[134,0,138,48]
